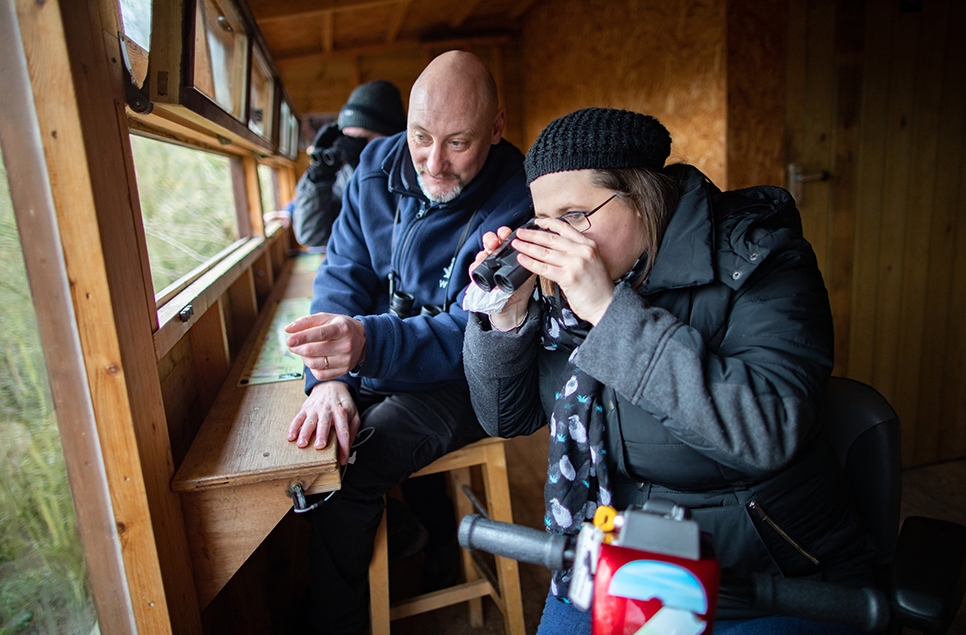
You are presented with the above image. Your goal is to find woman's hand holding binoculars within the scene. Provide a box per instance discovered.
[473,218,616,327]
[472,227,535,331]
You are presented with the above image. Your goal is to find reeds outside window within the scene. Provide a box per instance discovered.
[128,134,240,297]
[0,152,95,635]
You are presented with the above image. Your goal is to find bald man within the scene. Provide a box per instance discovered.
[285,51,530,633]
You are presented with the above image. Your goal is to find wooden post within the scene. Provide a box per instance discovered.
[12,0,203,633]
[243,155,266,235]
[0,2,136,632]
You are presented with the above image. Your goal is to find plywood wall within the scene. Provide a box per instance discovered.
[518,0,728,187]
[726,0,787,189]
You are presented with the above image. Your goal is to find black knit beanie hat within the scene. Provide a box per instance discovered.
[337,80,407,137]
[524,108,672,185]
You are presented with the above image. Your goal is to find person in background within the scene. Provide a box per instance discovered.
[284,51,531,634]
[283,79,407,251]
[463,108,876,635]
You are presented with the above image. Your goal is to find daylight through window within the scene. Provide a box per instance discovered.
[129,135,240,295]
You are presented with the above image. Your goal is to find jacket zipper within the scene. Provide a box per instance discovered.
[392,203,430,279]
[747,500,820,565]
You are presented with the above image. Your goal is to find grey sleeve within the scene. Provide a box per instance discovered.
[463,302,547,438]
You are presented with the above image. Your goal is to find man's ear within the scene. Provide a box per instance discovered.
[490,108,506,144]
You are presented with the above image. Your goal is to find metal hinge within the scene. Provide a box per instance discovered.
[118,33,152,114]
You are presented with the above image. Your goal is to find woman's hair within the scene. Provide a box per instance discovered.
[539,166,679,296]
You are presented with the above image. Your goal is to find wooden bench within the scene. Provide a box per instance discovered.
[171,255,340,608]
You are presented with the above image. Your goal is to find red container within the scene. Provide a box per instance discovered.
[592,542,720,635]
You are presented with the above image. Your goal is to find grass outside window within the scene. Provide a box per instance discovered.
[1,151,95,635]
[130,134,240,297]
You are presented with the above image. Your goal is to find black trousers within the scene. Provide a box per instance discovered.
[301,383,486,634]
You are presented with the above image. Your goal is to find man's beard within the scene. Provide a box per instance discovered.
[417,172,463,203]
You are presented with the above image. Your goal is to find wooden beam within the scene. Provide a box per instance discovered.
[386,0,411,43]
[147,0,187,105]
[241,155,265,237]
[13,0,203,632]
[449,0,482,28]
[275,37,422,64]
[253,0,398,24]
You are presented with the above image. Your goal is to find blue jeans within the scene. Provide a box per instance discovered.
[535,591,864,635]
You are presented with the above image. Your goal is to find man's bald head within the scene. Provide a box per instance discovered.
[407,51,505,203]
[410,51,499,123]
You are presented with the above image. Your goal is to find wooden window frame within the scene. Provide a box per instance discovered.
[140,0,297,157]
[117,0,302,339]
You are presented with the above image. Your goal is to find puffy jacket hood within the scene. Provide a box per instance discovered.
[642,164,804,294]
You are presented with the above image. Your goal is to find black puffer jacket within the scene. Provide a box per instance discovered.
[463,165,876,618]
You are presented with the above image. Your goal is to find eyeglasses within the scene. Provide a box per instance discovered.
[556,194,618,233]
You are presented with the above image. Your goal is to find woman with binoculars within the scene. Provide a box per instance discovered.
[463,108,875,635]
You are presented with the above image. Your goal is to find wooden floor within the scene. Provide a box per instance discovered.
[391,432,966,635]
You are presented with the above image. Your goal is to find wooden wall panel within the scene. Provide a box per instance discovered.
[942,138,966,461]
[226,268,259,362]
[871,7,918,409]
[916,2,966,462]
[825,0,864,377]
[849,2,893,385]
[833,0,966,465]
[930,0,966,464]
[798,0,837,271]
[726,0,786,189]
[159,336,202,469]
[278,54,365,116]
[278,46,424,117]
[893,0,950,464]
[519,0,727,186]
[785,0,864,380]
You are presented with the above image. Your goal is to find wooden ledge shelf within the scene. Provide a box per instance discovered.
[171,253,338,608]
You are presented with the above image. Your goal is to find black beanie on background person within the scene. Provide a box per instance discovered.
[524,108,672,185]
[337,79,407,137]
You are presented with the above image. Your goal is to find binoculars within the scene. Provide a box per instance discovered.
[388,291,442,318]
[470,218,540,293]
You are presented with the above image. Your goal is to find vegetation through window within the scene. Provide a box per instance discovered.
[0,151,95,635]
[129,135,240,296]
